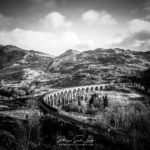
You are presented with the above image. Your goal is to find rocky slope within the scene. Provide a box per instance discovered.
[0,45,54,104]
[0,45,150,88]
[49,48,150,71]
[0,45,54,83]
[48,48,150,87]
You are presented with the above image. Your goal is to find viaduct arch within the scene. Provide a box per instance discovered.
[43,84,113,109]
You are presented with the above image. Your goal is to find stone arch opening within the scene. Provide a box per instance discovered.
[61,93,65,106]
[73,89,76,94]
[50,95,53,106]
[73,89,77,101]
[48,96,51,105]
[60,91,63,100]
[45,98,48,105]
[67,90,72,104]
[86,87,89,93]
[77,88,81,97]
[57,93,60,106]
[82,88,85,95]
[54,94,57,106]
[100,86,103,90]
[95,86,99,91]
[64,91,68,105]
[59,91,63,106]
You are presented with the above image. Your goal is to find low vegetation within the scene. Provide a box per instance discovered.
[62,92,150,150]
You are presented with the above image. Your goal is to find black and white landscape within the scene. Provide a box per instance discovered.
[0,0,150,150]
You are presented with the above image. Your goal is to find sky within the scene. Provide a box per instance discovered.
[0,0,150,55]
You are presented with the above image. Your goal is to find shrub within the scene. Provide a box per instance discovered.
[93,97,103,108]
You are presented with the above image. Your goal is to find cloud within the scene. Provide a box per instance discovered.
[111,19,150,50]
[0,28,93,55]
[82,9,117,25]
[75,43,90,49]
[27,0,67,5]
[40,12,73,28]
[0,13,17,30]
[129,19,150,33]
[74,40,95,50]
[61,31,80,43]
[0,28,55,51]
[27,0,58,9]
[143,14,150,21]
[143,0,150,12]
[27,0,45,3]
[111,31,150,50]
[27,0,55,4]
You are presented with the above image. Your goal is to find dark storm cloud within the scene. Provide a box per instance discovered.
[0,0,147,27]
[144,15,150,21]
[0,0,29,16]
[25,0,66,7]
[143,0,150,11]
[0,0,145,17]
[0,13,17,30]
[0,0,60,19]
[131,0,150,18]
[0,0,61,30]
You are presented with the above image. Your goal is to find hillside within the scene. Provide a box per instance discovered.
[0,45,150,88]
[48,48,150,87]
[0,45,54,83]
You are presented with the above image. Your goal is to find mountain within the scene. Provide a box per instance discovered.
[48,48,150,72]
[0,45,26,69]
[50,49,79,71]
[47,48,150,87]
[58,49,80,58]
[0,45,150,88]
[0,45,54,82]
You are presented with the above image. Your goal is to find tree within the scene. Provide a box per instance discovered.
[89,93,97,108]
[103,95,108,108]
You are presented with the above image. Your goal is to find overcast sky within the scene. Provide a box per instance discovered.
[0,0,150,55]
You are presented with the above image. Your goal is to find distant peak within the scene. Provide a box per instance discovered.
[3,45,24,50]
[94,48,104,51]
[65,49,80,54]
[58,49,80,58]
[5,45,19,48]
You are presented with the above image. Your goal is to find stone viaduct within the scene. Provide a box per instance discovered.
[43,84,113,109]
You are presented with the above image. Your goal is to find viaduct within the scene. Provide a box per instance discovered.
[43,84,114,109]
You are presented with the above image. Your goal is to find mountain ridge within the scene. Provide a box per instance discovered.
[0,44,150,87]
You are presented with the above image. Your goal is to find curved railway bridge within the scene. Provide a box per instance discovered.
[42,83,114,109]
[38,84,114,129]
[38,83,130,135]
